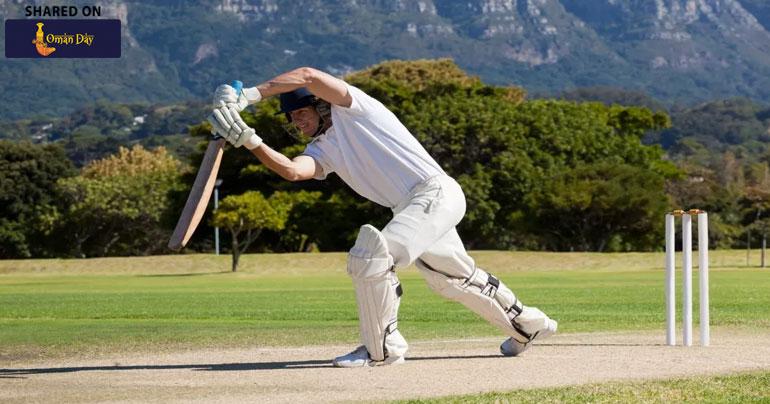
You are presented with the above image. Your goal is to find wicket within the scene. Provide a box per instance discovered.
[665,209,709,346]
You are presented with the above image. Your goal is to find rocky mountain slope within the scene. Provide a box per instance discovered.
[1,0,769,119]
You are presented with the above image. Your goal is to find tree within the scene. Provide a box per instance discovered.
[56,145,182,257]
[211,191,294,272]
[519,162,669,251]
[559,86,667,111]
[0,141,75,258]
[272,190,323,252]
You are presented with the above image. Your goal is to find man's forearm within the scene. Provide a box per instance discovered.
[250,143,300,181]
[255,68,314,99]
[251,67,351,107]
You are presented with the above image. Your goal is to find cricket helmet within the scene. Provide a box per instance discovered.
[278,87,331,138]
[278,87,317,117]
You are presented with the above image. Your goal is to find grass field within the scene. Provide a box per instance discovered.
[1,250,769,359]
[402,370,770,403]
[2,250,770,402]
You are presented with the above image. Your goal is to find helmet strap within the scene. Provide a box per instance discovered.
[311,100,332,137]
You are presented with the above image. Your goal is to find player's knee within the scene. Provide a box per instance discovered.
[385,237,414,269]
[347,224,393,280]
[414,258,457,299]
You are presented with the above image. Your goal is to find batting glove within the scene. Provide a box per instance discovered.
[213,83,262,112]
[208,106,263,150]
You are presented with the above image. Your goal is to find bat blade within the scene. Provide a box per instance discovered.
[168,138,226,250]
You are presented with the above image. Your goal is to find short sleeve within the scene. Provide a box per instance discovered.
[339,84,383,116]
[301,137,333,180]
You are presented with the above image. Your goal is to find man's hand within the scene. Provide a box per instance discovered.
[208,106,263,150]
[213,83,262,112]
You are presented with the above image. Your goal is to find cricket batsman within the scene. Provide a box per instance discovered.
[208,67,558,367]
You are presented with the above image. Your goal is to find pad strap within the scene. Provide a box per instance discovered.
[417,259,532,343]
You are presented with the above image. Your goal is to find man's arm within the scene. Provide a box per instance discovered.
[255,67,352,108]
[250,144,322,182]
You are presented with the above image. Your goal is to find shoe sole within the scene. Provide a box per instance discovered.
[501,319,558,357]
[332,355,405,368]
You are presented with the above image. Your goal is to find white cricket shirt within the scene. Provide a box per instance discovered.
[302,84,445,208]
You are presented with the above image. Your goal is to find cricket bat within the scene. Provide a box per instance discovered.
[167,80,243,251]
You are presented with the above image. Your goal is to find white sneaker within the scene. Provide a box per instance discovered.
[500,318,558,357]
[332,345,405,368]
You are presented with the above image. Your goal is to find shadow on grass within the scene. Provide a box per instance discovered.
[136,272,231,278]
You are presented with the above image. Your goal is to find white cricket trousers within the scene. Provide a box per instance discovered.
[376,175,554,347]
[382,174,479,281]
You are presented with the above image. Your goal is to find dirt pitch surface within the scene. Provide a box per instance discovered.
[3,329,770,403]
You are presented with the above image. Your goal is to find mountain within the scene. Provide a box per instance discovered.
[2,0,770,120]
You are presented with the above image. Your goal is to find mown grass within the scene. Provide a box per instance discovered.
[401,370,770,403]
[1,250,769,358]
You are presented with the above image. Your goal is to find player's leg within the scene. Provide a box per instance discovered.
[335,176,465,367]
[382,175,467,267]
[333,224,408,367]
[415,228,557,356]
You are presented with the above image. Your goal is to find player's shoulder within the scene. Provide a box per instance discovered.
[335,83,386,116]
[344,83,368,99]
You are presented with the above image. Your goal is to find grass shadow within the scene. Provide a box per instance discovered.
[136,272,231,278]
